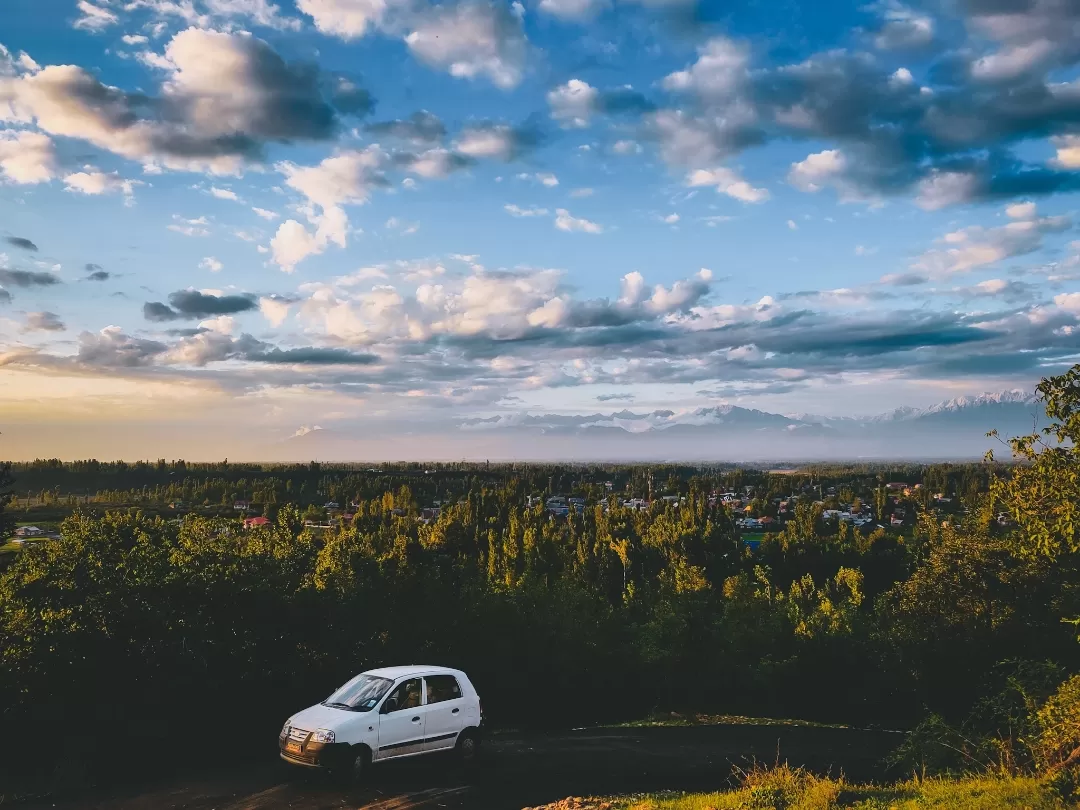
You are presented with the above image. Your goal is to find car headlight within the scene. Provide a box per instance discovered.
[281,720,292,737]
[314,729,336,744]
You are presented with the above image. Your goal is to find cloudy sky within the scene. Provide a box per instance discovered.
[1,0,1079,459]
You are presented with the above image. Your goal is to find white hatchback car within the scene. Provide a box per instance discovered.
[279,665,483,781]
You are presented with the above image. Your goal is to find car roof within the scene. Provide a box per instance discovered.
[362,665,465,680]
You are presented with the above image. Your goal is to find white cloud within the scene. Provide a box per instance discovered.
[168,215,211,236]
[199,256,224,272]
[874,5,934,50]
[554,208,603,233]
[612,139,641,155]
[209,186,240,201]
[912,203,1071,276]
[271,219,323,271]
[74,0,119,31]
[63,169,141,203]
[271,147,385,269]
[915,170,981,210]
[405,148,463,179]
[547,79,599,127]
[538,172,558,187]
[537,0,608,20]
[455,125,519,160]
[1052,135,1080,169]
[1055,292,1080,313]
[787,219,798,230]
[662,213,680,224]
[252,206,279,220]
[260,296,292,326]
[0,129,56,184]
[297,0,395,39]
[662,37,749,100]
[405,2,528,89]
[1005,201,1036,220]
[505,204,549,217]
[686,167,769,203]
[199,315,235,334]
[570,187,593,198]
[787,149,870,202]
[122,34,150,45]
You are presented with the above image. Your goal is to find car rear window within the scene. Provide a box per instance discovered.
[425,675,462,704]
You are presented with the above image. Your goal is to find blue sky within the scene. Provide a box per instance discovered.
[0,0,1079,459]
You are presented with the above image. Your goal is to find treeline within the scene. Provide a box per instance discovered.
[1,375,1079,794]
[6,457,1002,514]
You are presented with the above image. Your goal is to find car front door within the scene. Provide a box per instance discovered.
[376,678,426,760]
[422,675,465,751]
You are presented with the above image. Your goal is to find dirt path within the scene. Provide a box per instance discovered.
[18,724,904,810]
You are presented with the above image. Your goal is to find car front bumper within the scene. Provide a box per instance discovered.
[278,736,351,769]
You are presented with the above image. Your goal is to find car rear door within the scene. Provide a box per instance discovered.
[376,678,426,759]
[422,674,465,751]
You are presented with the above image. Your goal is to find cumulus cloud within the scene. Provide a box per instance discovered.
[405,2,529,89]
[271,147,386,270]
[73,0,119,31]
[209,186,240,201]
[297,0,402,39]
[22,311,65,332]
[662,37,749,100]
[0,28,372,174]
[547,79,652,128]
[872,3,934,50]
[554,208,603,233]
[455,122,537,161]
[912,203,1071,277]
[686,167,769,203]
[199,256,224,272]
[0,130,56,184]
[537,0,608,20]
[63,169,141,202]
[505,204,549,217]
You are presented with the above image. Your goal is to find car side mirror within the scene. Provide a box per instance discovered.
[381,697,399,714]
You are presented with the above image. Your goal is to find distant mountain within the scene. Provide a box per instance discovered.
[456,390,1047,461]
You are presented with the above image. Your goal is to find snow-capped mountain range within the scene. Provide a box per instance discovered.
[282,390,1046,462]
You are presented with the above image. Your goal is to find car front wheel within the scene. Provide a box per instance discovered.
[334,746,370,785]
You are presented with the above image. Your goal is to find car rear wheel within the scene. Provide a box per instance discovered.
[456,730,480,763]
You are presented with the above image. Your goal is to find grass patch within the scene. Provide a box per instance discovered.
[0,541,22,554]
[534,766,1067,810]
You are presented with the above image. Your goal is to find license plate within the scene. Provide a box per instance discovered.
[285,741,301,754]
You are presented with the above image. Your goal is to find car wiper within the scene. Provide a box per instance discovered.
[322,701,354,710]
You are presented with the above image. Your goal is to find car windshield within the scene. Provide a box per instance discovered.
[322,674,393,711]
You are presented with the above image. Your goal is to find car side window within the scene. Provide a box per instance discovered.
[425,675,462,704]
[384,678,422,713]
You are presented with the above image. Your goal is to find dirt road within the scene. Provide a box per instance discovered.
[22,724,904,810]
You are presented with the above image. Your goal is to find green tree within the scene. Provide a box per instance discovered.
[989,364,1080,560]
[0,462,14,539]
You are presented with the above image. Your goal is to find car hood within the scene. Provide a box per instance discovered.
[287,703,368,732]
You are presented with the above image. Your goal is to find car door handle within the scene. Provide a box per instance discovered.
[452,708,460,714]
[411,716,421,723]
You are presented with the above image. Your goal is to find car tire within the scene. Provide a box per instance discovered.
[456,730,480,764]
[334,746,370,785]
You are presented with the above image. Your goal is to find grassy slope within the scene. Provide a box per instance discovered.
[531,769,1065,810]
[628,778,1060,809]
